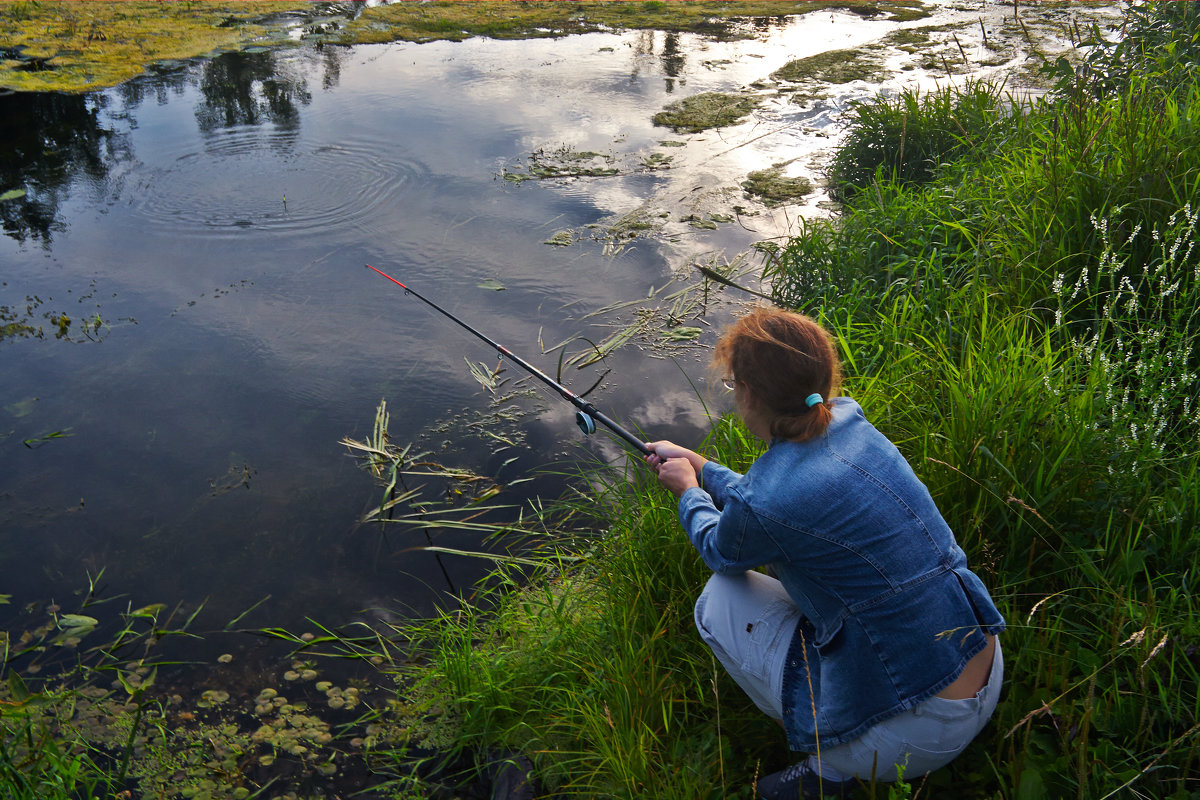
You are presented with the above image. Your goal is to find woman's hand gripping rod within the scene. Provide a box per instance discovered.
[366,265,651,456]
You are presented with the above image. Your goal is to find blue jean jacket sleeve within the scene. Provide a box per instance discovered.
[679,463,782,574]
[698,460,742,509]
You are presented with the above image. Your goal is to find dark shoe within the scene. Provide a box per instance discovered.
[757,760,855,799]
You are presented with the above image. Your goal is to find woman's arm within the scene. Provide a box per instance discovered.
[679,486,783,574]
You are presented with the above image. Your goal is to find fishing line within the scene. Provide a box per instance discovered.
[366,264,650,455]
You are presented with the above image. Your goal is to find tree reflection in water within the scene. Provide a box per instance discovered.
[195,50,313,134]
[0,92,113,244]
[0,47,328,247]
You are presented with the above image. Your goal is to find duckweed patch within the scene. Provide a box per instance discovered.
[0,592,414,800]
[652,91,760,133]
[16,660,378,798]
[741,161,813,207]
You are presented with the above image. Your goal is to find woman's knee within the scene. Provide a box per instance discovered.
[694,571,797,659]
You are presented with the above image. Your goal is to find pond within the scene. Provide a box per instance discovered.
[0,2,1084,643]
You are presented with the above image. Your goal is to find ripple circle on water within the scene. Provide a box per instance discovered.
[128,129,429,236]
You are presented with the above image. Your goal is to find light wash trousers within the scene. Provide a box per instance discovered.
[694,571,1003,782]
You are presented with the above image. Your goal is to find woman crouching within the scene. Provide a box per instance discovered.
[644,308,1004,799]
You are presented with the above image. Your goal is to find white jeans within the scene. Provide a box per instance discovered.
[694,571,1004,782]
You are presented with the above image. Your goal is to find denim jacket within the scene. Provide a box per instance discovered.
[678,397,1005,752]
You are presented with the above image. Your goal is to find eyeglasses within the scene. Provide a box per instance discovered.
[721,377,738,391]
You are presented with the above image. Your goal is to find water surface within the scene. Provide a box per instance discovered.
[1,7,1004,634]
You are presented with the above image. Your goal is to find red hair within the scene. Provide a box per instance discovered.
[713,308,842,442]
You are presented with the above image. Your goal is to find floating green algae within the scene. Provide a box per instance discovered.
[771,47,889,86]
[652,91,760,134]
[742,161,813,207]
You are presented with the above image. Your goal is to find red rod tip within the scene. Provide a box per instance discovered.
[365,264,407,290]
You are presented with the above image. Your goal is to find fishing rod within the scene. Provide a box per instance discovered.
[366,265,651,456]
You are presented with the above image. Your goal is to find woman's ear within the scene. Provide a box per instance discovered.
[736,384,772,441]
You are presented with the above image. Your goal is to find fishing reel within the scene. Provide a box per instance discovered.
[575,411,597,436]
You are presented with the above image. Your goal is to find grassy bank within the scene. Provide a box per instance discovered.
[359,3,1200,799]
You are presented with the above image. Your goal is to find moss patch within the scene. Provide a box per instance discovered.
[653,91,759,133]
[742,161,813,206]
[0,1,306,92]
[771,46,889,86]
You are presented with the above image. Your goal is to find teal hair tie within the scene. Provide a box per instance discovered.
[805,393,824,408]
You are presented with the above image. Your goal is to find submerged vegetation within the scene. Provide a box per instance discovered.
[770,47,889,87]
[741,161,813,207]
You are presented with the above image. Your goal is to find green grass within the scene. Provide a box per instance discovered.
[347,4,1200,799]
[824,80,1018,202]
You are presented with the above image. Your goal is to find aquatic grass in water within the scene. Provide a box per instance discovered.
[361,446,785,799]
